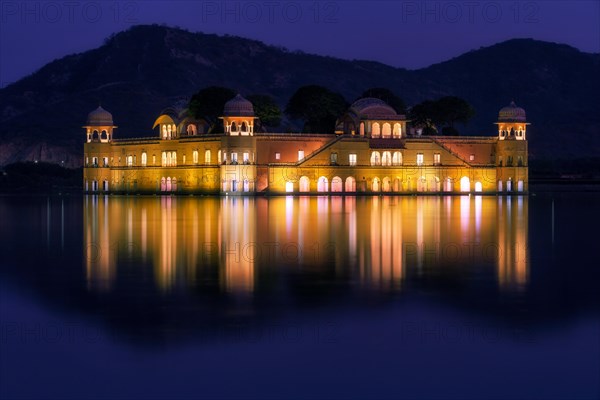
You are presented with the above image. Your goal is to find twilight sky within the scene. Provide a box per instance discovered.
[0,0,598,87]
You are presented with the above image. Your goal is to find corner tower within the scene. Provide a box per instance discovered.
[83,106,115,192]
[496,101,528,140]
[84,106,117,143]
[495,101,528,192]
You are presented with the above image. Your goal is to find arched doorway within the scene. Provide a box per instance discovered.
[317,176,329,192]
[299,176,310,192]
[331,176,342,192]
[460,176,470,192]
[417,177,426,192]
[382,177,391,192]
[444,178,453,192]
[345,177,356,192]
[372,177,381,192]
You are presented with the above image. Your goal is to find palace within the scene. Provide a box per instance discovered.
[83,95,528,194]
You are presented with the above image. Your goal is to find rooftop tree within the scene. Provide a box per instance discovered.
[285,85,348,133]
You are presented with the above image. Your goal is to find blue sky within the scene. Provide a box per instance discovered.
[1,0,598,87]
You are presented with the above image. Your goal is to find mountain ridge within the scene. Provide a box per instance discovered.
[1,24,598,167]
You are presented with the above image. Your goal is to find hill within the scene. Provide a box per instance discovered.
[0,25,598,167]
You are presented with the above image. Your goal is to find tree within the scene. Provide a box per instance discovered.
[359,87,407,114]
[435,96,475,129]
[408,100,439,134]
[285,85,348,133]
[188,86,236,132]
[409,96,475,135]
[246,94,282,128]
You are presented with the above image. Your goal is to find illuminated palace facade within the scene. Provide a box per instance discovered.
[83,95,528,195]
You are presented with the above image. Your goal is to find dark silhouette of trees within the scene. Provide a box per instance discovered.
[247,94,282,128]
[188,86,236,132]
[409,96,475,135]
[285,85,348,133]
[359,88,407,114]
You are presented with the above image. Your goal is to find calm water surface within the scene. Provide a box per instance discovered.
[0,192,599,399]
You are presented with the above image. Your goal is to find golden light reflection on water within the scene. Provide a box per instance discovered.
[84,195,529,294]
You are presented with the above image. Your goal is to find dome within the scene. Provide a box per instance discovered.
[223,94,254,117]
[498,101,526,122]
[350,98,397,118]
[87,106,114,126]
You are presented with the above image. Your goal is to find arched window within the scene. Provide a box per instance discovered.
[317,177,329,192]
[460,176,470,192]
[393,178,401,192]
[92,130,99,141]
[204,150,211,164]
[517,180,524,192]
[359,122,365,136]
[241,122,248,132]
[187,124,197,135]
[382,177,391,192]
[331,176,343,192]
[393,123,401,138]
[475,181,483,192]
[299,176,310,192]
[162,152,167,167]
[193,150,199,164]
[162,125,167,139]
[382,123,391,138]
[244,179,251,192]
[231,122,237,132]
[370,151,381,166]
[171,151,177,166]
[372,122,381,138]
[141,152,147,167]
[392,151,402,166]
[507,178,513,192]
[218,150,222,164]
[101,130,108,140]
[382,151,392,166]
[345,177,356,192]
[285,181,294,193]
[372,177,380,192]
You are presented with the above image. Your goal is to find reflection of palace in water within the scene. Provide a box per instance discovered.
[84,195,528,293]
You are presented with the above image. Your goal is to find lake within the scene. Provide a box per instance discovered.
[1,191,599,399]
